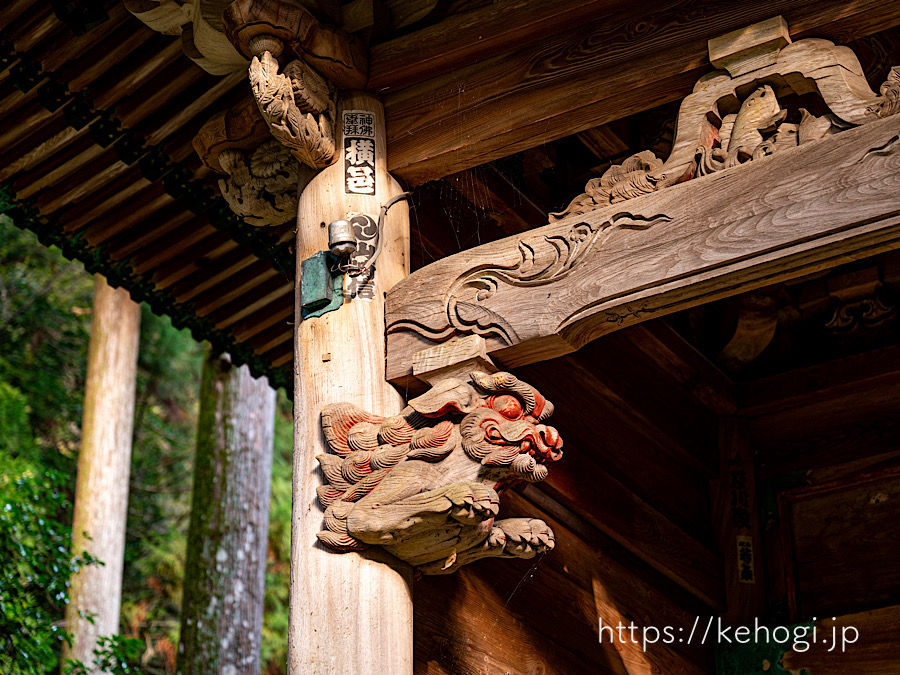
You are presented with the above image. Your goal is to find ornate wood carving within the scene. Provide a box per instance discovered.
[217,139,304,227]
[389,212,671,346]
[316,371,563,574]
[385,111,900,385]
[551,20,898,222]
[193,97,272,174]
[248,50,337,170]
[223,0,368,90]
[869,66,900,119]
[192,98,306,225]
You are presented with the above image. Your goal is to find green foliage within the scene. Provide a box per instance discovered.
[0,213,293,672]
[0,382,95,674]
[64,635,145,674]
[0,221,94,465]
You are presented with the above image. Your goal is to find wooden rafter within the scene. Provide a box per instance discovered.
[383,0,900,185]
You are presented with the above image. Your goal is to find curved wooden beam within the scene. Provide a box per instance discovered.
[385,112,900,385]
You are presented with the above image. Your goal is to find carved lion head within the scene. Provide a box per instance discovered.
[407,371,563,482]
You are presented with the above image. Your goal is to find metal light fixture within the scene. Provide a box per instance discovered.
[327,219,356,258]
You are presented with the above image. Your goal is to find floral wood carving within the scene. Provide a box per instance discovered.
[249,50,337,170]
[316,371,563,574]
[388,212,670,346]
[217,139,303,227]
[551,26,900,222]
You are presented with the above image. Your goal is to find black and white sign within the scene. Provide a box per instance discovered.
[345,213,378,300]
[343,110,376,196]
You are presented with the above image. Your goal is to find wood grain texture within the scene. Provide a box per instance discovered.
[386,113,900,383]
[289,91,413,675]
[782,605,900,674]
[535,437,724,609]
[415,490,713,674]
[62,277,141,669]
[368,0,626,91]
[383,0,900,185]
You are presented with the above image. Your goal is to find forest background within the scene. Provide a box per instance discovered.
[0,215,294,674]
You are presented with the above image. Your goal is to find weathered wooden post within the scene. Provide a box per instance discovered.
[63,277,140,668]
[288,91,413,673]
[178,351,277,674]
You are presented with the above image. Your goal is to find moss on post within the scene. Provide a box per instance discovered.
[177,350,276,673]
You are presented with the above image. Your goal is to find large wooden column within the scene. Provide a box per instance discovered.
[289,92,413,673]
[63,276,140,667]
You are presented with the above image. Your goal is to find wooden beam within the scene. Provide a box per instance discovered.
[626,320,737,415]
[386,113,900,384]
[383,0,900,185]
[711,418,765,626]
[368,0,623,92]
[532,442,724,609]
[740,342,900,417]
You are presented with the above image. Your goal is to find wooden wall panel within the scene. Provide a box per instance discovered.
[780,468,900,620]
[414,491,713,674]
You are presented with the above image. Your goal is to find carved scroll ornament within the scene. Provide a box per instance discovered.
[552,32,900,221]
[316,371,563,574]
[387,211,671,347]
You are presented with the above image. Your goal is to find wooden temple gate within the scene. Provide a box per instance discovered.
[3,0,900,672]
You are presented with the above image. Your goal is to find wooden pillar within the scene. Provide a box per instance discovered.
[63,276,140,668]
[177,352,276,673]
[712,416,765,625]
[289,92,413,673]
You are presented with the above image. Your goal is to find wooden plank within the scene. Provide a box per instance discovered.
[384,0,900,184]
[386,113,900,384]
[710,418,765,626]
[780,467,900,619]
[782,605,900,674]
[415,489,712,674]
[741,342,900,417]
[369,0,623,91]
[626,320,737,415]
[752,380,900,480]
[520,355,713,542]
[533,436,724,609]
[511,490,713,665]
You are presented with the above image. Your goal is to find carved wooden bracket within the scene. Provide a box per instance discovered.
[217,139,306,227]
[223,0,368,90]
[315,371,563,574]
[125,0,249,75]
[552,17,900,222]
[192,97,306,226]
[248,49,337,169]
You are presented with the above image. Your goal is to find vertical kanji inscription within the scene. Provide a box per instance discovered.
[343,110,376,196]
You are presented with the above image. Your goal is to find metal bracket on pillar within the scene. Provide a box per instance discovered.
[300,251,344,320]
